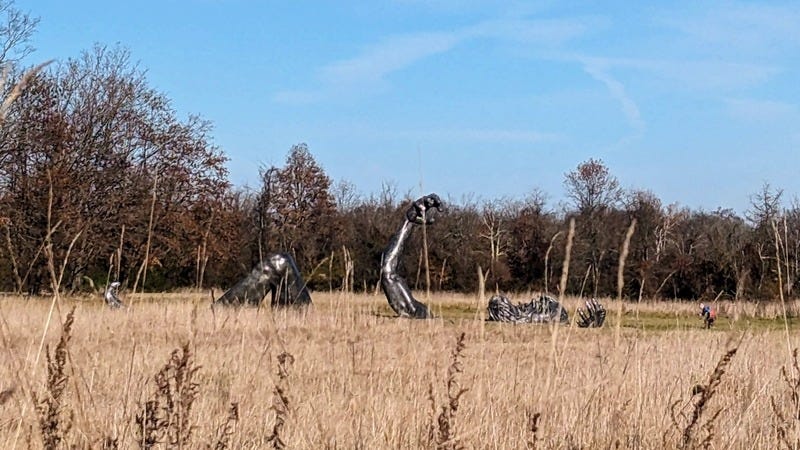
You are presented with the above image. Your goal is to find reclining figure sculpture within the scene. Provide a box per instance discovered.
[381,193,443,319]
[487,294,606,327]
[214,252,311,307]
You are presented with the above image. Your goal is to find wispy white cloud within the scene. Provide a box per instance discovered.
[273,16,600,105]
[578,57,644,136]
[628,59,778,92]
[273,30,464,104]
[320,31,463,85]
[271,89,324,105]
[302,122,560,144]
[467,17,601,46]
[661,3,800,57]
[389,0,498,10]
[725,98,798,122]
[562,53,784,143]
[560,54,779,92]
[407,127,560,143]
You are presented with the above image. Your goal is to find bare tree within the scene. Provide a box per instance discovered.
[564,158,622,215]
[0,0,39,65]
[746,182,784,296]
[0,44,229,293]
[479,203,508,285]
[252,144,338,288]
[564,158,623,297]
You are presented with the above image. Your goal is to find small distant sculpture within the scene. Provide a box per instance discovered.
[700,303,716,328]
[380,193,443,319]
[104,281,125,309]
[214,253,312,307]
[487,295,606,328]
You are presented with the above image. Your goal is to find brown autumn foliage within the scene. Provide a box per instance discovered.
[2,0,800,301]
[0,44,228,294]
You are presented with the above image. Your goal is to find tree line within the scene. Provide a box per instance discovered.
[1,1,797,301]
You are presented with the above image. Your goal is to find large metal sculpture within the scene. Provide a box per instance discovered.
[380,193,443,319]
[104,281,125,309]
[214,252,311,307]
[487,295,606,327]
[378,193,605,326]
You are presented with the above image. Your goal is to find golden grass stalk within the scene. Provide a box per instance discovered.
[135,342,200,449]
[0,61,53,125]
[770,348,800,449]
[671,343,739,449]
[210,402,239,450]
[551,218,575,370]
[475,266,485,340]
[616,219,637,347]
[773,219,794,364]
[543,231,562,295]
[525,410,541,450]
[267,352,295,449]
[133,175,159,296]
[33,307,76,450]
[4,292,800,448]
[557,218,575,302]
[433,332,468,450]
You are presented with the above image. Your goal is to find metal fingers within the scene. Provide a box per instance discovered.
[576,298,607,328]
[405,193,443,224]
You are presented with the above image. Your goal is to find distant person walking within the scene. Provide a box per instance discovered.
[700,303,716,329]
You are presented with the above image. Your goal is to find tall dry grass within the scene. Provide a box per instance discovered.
[1,291,799,448]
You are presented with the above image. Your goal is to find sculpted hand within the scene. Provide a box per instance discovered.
[405,193,443,225]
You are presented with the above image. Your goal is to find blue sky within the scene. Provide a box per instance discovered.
[18,0,800,213]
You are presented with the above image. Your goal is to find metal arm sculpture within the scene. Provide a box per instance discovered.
[381,193,443,319]
[487,294,606,327]
[214,253,312,307]
[104,281,125,309]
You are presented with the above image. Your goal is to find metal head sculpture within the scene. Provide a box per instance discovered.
[104,281,125,309]
[214,252,312,307]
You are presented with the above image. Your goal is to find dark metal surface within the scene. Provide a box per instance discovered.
[380,194,443,319]
[104,281,124,309]
[486,294,568,324]
[214,253,312,307]
[487,294,606,327]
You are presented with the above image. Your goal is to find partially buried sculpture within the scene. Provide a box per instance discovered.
[104,281,125,309]
[381,193,443,319]
[378,193,605,327]
[214,253,311,307]
[487,294,606,327]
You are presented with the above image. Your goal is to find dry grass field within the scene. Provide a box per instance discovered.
[2,291,800,449]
